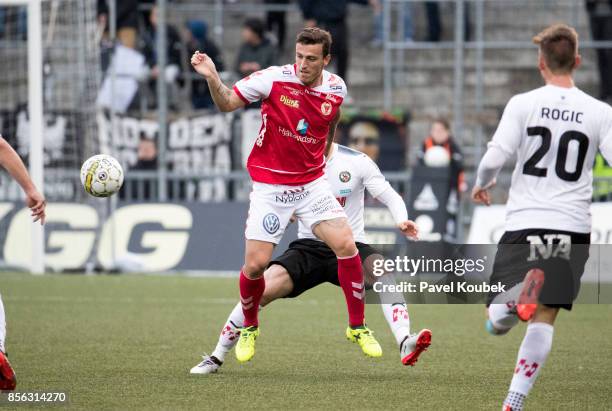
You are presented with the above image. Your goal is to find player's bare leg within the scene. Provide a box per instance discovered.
[191,263,295,373]
[486,303,519,336]
[313,218,382,357]
[487,268,546,335]
[503,304,559,411]
[235,240,275,363]
[313,218,364,325]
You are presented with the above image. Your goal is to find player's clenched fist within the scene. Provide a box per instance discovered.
[398,220,419,239]
[190,51,216,79]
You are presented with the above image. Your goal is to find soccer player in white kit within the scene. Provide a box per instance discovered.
[471,24,612,411]
[191,28,379,363]
[190,143,432,374]
[0,135,47,390]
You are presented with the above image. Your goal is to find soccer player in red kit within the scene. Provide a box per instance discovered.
[191,27,380,362]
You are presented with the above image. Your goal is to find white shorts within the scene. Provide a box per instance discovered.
[245,176,347,244]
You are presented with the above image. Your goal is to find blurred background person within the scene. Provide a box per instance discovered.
[370,0,413,47]
[425,1,442,42]
[264,0,290,52]
[133,135,158,171]
[593,152,612,201]
[299,0,370,83]
[424,1,470,42]
[586,0,612,103]
[0,6,26,40]
[184,20,225,110]
[235,18,277,78]
[234,18,277,109]
[141,5,184,109]
[123,134,158,201]
[97,0,139,49]
[417,118,466,194]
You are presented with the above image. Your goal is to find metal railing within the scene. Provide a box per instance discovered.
[4,0,609,243]
[383,0,612,156]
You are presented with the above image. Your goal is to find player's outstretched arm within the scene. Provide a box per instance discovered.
[360,154,417,238]
[0,136,46,224]
[375,188,418,239]
[190,51,245,112]
[471,145,507,206]
[472,95,521,206]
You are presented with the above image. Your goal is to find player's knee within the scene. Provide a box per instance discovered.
[261,264,294,304]
[331,229,357,257]
[532,304,559,325]
[242,259,268,278]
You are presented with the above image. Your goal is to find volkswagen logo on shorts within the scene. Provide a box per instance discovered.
[263,213,280,234]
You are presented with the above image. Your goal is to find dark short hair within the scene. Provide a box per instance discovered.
[296,27,332,57]
[243,18,265,40]
[533,24,578,74]
[432,117,451,131]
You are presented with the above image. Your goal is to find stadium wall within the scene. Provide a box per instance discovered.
[0,202,402,273]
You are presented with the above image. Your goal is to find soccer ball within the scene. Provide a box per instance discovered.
[423,146,451,167]
[80,154,124,197]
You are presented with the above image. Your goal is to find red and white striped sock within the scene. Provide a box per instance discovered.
[337,252,365,327]
[239,271,265,327]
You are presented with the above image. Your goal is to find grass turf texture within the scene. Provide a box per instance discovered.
[1,273,611,410]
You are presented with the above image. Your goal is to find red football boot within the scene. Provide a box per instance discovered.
[516,268,545,322]
[0,351,16,391]
[400,329,432,366]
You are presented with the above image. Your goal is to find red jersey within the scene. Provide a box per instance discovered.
[233,64,347,185]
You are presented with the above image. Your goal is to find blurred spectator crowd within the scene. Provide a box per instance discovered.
[92,0,462,115]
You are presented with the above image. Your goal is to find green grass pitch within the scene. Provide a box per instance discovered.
[1,273,611,410]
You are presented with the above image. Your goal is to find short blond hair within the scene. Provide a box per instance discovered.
[533,24,579,74]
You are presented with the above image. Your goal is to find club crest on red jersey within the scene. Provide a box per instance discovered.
[321,101,332,116]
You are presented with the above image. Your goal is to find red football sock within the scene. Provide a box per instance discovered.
[337,252,365,327]
[239,271,265,327]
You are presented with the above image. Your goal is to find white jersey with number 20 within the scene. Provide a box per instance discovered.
[490,85,612,233]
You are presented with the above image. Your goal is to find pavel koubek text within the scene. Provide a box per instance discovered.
[373,280,506,293]
[372,256,487,276]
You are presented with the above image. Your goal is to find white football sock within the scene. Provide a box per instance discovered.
[211,302,245,362]
[488,303,519,332]
[381,303,411,346]
[378,274,410,346]
[505,322,554,408]
[0,294,5,353]
[504,391,526,411]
